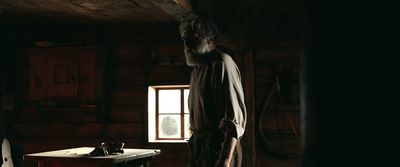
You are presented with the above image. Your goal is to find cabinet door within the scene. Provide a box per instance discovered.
[46,52,78,98]
[30,51,45,99]
[78,49,96,100]
[30,51,78,99]
[29,48,97,101]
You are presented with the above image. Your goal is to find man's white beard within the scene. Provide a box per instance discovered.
[184,48,215,66]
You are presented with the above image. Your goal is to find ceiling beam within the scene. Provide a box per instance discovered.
[149,0,197,21]
[149,0,251,53]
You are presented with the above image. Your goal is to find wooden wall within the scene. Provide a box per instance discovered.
[1,25,191,167]
[1,25,300,167]
[253,38,301,167]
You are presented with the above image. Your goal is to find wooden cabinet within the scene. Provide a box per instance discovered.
[29,47,97,101]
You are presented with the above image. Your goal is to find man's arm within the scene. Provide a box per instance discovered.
[215,54,247,167]
[216,133,237,167]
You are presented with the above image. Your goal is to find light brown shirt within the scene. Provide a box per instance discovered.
[188,52,246,139]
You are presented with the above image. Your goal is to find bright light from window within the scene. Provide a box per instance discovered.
[159,90,180,113]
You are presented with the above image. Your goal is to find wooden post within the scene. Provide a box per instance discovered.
[1,46,4,139]
[243,50,256,167]
[1,33,17,138]
[94,33,114,137]
[300,1,313,166]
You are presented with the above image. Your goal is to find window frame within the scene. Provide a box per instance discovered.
[148,85,190,143]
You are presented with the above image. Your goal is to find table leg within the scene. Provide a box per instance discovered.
[37,160,46,167]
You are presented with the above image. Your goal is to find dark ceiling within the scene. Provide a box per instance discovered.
[0,0,300,51]
[0,0,177,25]
[0,0,299,30]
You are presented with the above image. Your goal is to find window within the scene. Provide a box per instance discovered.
[148,85,191,143]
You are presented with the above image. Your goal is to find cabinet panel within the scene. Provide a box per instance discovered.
[78,50,96,100]
[29,47,96,101]
[46,53,78,98]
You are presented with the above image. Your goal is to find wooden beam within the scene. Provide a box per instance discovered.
[0,52,4,138]
[0,34,17,138]
[243,50,256,167]
[149,0,197,21]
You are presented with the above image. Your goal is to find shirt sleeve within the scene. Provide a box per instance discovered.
[218,54,247,139]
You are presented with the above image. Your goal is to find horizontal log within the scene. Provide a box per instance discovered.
[116,65,151,85]
[252,39,301,49]
[110,86,147,106]
[11,122,144,138]
[116,44,151,64]
[16,106,146,123]
[109,106,145,122]
[148,65,190,84]
[255,48,300,64]
[11,108,100,123]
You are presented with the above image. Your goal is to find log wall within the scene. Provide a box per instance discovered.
[1,26,300,167]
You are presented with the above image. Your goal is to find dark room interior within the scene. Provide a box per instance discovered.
[1,0,398,167]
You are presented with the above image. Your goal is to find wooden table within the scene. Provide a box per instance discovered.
[23,147,161,167]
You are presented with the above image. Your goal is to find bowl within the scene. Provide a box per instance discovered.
[101,142,124,154]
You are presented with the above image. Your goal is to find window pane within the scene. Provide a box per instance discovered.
[159,89,180,114]
[159,115,181,138]
[184,114,191,139]
[184,89,189,113]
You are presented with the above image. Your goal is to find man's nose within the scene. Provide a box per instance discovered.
[184,40,192,47]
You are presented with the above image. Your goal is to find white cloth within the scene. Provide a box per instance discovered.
[1,138,14,167]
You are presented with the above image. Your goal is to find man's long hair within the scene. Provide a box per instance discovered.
[180,18,220,45]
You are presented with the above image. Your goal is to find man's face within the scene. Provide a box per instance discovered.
[180,22,212,54]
